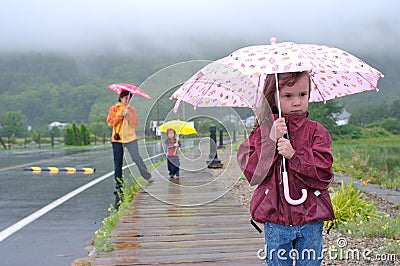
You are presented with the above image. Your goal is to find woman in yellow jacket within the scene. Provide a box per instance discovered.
[107,91,153,203]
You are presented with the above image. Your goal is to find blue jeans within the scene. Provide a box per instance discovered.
[264,222,323,266]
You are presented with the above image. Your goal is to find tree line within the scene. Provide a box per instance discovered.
[0,52,399,145]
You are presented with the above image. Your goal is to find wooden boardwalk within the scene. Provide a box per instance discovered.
[93,146,265,265]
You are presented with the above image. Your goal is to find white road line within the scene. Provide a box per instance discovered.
[0,153,164,243]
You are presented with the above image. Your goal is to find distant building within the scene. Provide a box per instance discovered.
[222,114,242,126]
[334,109,351,126]
[48,121,69,130]
[245,116,255,128]
[150,120,164,136]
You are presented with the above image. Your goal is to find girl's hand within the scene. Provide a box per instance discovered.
[277,138,295,159]
[269,118,287,142]
[122,108,129,117]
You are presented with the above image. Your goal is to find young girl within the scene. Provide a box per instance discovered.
[165,128,181,178]
[237,71,335,265]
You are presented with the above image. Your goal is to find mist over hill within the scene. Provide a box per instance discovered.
[0,42,397,130]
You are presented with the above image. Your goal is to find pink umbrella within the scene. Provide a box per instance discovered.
[172,38,383,110]
[107,83,152,100]
[172,38,384,205]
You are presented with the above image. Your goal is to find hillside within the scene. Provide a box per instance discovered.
[0,49,398,131]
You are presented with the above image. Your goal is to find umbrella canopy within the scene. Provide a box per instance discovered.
[159,120,197,135]
[107,83,152,100]
[172,38,384,111]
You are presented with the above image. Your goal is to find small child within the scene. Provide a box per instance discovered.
[165,128,181,178]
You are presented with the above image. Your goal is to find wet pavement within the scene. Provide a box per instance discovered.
[0,146,116,266]
[334,174,400,205]
[0,140,199,266]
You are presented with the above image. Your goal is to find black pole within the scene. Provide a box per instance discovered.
[51,132,54,148]
[206,125,223,168]
[8,133,11,149]
[233,130,236,143]
[218,127,224,149]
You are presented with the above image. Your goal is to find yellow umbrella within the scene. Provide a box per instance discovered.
[159,120,197,135]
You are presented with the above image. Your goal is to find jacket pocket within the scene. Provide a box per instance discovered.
[250,184,277,223]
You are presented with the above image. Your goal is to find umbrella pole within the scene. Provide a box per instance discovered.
[275,73,282,119]
[274,73,307,205]
[174,134,179,155]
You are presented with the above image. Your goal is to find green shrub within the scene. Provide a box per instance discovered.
[325,181,378,229]
[336,124,362,139]
[381,118,400,135]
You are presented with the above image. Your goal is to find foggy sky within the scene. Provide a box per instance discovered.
[1,0,399,58]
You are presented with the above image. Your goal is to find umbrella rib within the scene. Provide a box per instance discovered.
[356,72,380,92]
[193,80,215,108]
[310,78,326,103]
[255,75,261,109]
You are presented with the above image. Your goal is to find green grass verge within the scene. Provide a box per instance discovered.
[332,136,400,189]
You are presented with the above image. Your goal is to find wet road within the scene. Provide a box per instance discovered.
[0,142,167,266]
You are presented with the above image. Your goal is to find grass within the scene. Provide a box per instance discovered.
[92,159,166,252]
[332,136,400,189]
[92,175,144,252]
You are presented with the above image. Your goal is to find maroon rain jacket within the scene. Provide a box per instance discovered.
[237,112,335,226]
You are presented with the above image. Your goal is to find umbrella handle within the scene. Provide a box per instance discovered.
[282,171,308,205]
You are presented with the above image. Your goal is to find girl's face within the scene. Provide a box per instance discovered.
[120,95,130,104]
[275,74,310,115]
[167,131,175,138]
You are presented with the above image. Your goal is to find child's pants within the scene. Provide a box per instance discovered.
[167,156,180,177]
